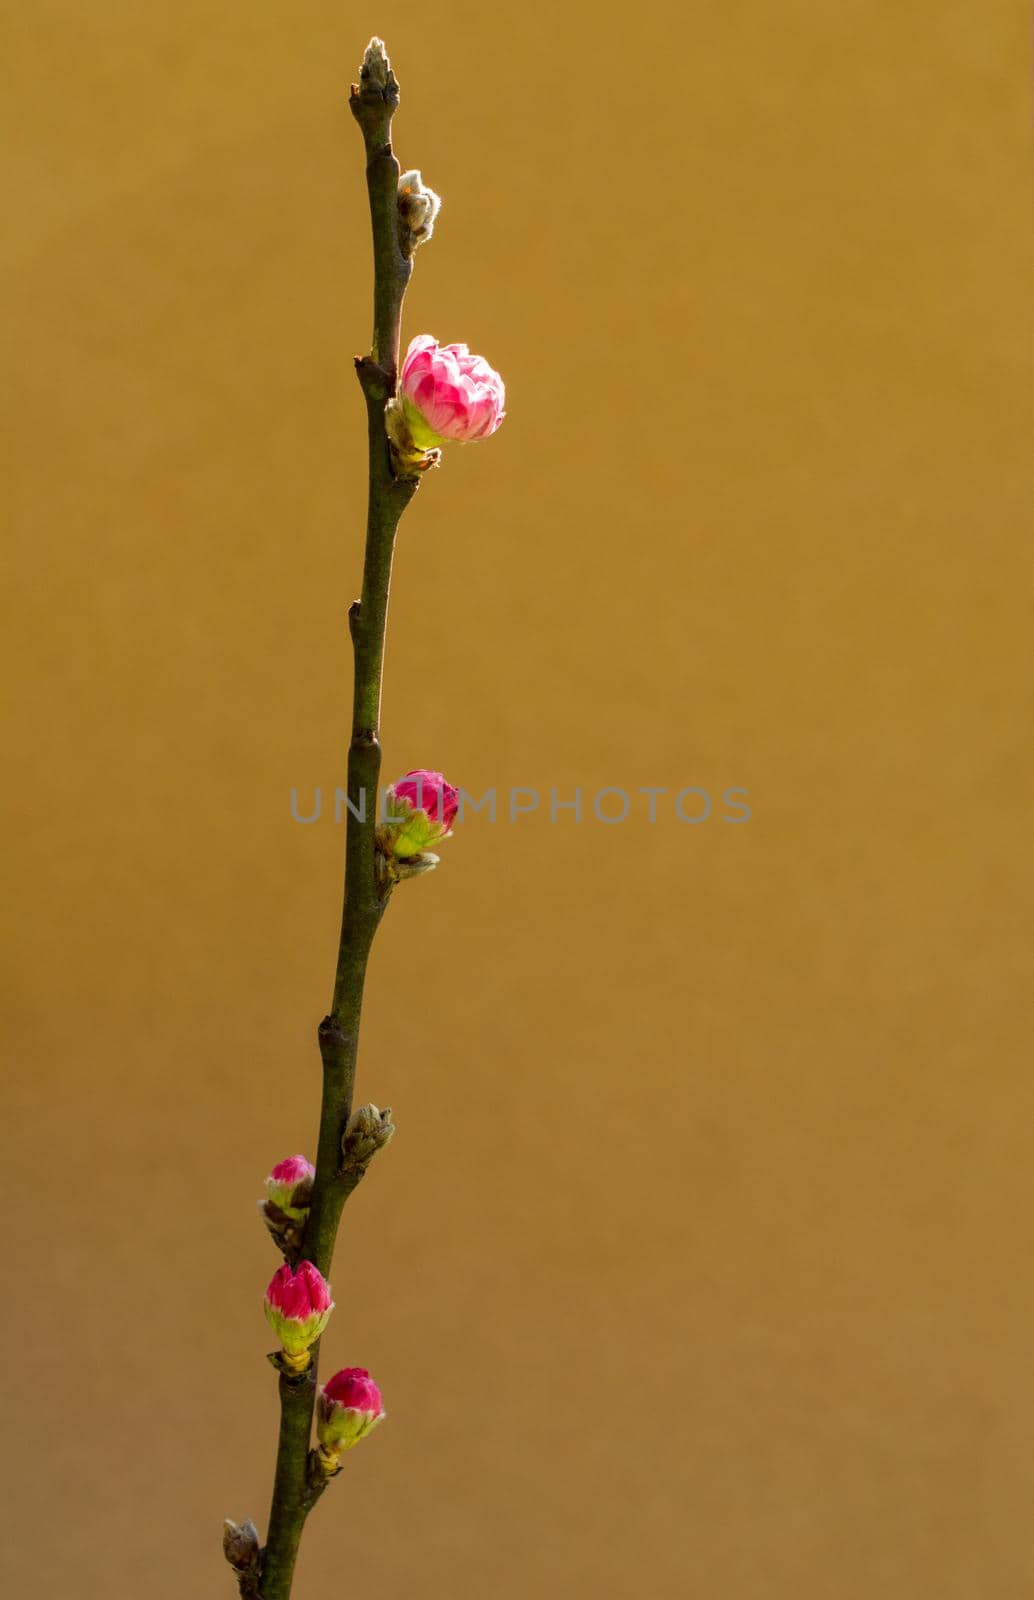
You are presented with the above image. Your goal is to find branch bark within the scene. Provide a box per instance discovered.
[255,40,417,1600]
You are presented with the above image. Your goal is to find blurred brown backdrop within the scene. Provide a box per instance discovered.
[4,3,1033,1596]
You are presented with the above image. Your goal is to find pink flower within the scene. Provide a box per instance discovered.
[381,769,460,861]
[317,1367,386,1456]
[397,335,505,448]
[264,1261,333,1365]
[265,1155,315,1221]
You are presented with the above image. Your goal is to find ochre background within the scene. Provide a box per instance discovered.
[4,4,1033,1596]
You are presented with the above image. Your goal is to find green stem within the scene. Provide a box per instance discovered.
[255,41,417,1600]
[258,1370,317,1597]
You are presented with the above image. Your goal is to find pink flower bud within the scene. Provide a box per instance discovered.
[316,1367,386,1456]
[264,1261,333,1367]
[380,769,460,861]
[393,770,459,830]
[396,335,505,449]
[265,1155,315,1221]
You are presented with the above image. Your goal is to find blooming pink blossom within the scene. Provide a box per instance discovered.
[317,1367,386,1455]
[264,1261,333,1360]
[397,335,505,448]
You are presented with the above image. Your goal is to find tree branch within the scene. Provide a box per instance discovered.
[254,38,418,1600]
[258,1368,318,1598]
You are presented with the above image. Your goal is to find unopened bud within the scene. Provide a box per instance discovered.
[360,37,392,93]
[316,1367,386,1466]
[377,769,459,861]
[398,170,441,255]
[223,1518,260,1573]
[264,1261,333,1373]
[342,1104,395,1170]
[264,1155,314,1220]
[260,1154,315,1258]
